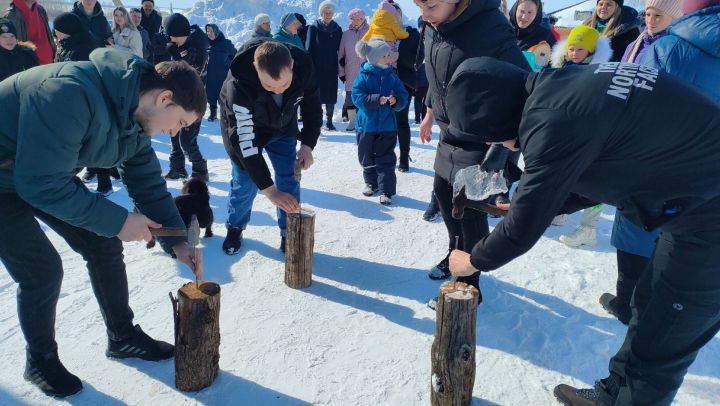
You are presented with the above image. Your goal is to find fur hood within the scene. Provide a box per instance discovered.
[551,36,612,68]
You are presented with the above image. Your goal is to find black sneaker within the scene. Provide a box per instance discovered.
[325,121,336,131]
[362,184,378,197]
[599,293,632,325]
[280,236,286,253]
[164,167,188,180]
[24,351,82,398]
[106,325,174,361]
[428,250,451,280]
[223,227,243,255]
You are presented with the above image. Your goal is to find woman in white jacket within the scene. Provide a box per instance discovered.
[111,7,143,58]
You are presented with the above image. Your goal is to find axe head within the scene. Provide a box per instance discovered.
[188,215,201,247]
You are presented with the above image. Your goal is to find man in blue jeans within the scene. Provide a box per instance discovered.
[219,39,322,254]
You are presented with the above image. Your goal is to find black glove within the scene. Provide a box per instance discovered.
[479,144,510,172]
[339,76,346,83]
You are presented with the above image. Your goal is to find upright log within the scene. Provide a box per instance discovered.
[170,281,221,391]
[431,282,479,406]
[284,209,315,289]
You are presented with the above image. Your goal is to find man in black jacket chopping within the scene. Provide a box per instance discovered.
[444,57,720,406]
[219,40,322,255]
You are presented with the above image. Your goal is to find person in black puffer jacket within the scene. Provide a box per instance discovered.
[164,13,210,182]
[205,24,236,122]
[53,12,94,63]
[583,0,640,61]
[508,0,557,50]
[395,4,422,172]
[0,19,38,82]
[71,0,112,49]
[413,0,530,301]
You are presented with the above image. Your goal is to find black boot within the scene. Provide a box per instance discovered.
[96,172,113,197]
[599,270,637,325]
[325,119,336,131]
[106,325,174,361]
[191,160,209,182]
[109,167,121,180]
[24,351,83,397]
[223,227,243,255]
[398,152,410,172]
[164,167,188,180]
[208,106,217,122]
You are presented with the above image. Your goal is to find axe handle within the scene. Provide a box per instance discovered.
[149,228,187,237]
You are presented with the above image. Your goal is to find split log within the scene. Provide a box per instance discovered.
[284,209,315,289]
[170,281,221,391]
[431,282,479,406]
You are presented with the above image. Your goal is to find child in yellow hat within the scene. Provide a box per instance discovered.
[551,24,613,68]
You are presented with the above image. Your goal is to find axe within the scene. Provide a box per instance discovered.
[452,186,508,219]
[149,217,203,284]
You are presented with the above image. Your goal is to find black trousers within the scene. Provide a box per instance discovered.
[394,86,412,161]
[169,120,204,170]
[414,85,428,122]
[607,229,720,405]
[433,174,489,289]
[0,189,135,355]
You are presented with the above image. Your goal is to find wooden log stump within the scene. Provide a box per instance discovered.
[284,209,315,289]
[431,282,479,406]
[170,281,221,391]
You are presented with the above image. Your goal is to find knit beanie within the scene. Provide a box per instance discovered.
[356,39,395,67]
[165,13,190,37]
[682,0,720,13]
[318,0,336,15]
[53,12,84,37]
[566,24,601,53]
[646,0,683,18]
[0,19,16,37]
[348,8,366,20]
[254,13,270,27]
[598,0,624,8]
[280,13,298,29]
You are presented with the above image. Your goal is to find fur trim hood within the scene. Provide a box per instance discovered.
[551,36,612,68]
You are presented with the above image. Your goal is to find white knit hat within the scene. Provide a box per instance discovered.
[645,0,683,18]
[254,13,270,27]
[318,0,336,15]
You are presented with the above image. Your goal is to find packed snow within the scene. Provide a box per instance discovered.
[0,112,718,405]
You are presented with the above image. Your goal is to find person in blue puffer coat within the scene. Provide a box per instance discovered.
[601,0,720,325]
[205,23,236,122]
[352,39,408,206]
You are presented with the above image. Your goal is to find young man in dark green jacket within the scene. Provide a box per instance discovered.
[0,49,205,398]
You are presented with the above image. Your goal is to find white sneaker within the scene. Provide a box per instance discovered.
[559,226,597,247]
[551,214,568,226]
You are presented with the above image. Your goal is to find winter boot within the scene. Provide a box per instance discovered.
[398,152,410,172]
[191,160,209,182]
[362,184,379,197]
[599,271,637,324]
[379,194,392,205]
[346,109,356,132]
[109,167,121,180]
[560,205,602,247]
[325,119,337,131]
[223,227,243,255]
[96,173,113,197]
[552,214,569,226]
[428,249,451,280]
[554,377,619,406]
[80,168,96,183]
[106,325,174,361]
[423,192,441,222]
[24,351,83,397]
[208,106,217,122]
[164,167,188,180]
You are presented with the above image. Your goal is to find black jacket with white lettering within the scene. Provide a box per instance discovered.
[468,62,720,272]
[219,39,322,190]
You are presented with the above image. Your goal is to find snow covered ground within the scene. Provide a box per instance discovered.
[0,112,718,405]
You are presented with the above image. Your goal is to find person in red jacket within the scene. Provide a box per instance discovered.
[2,0,55,64]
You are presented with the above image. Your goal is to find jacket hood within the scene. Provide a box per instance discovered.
[438,0,502,35]
[72,1,103,18]
[509,0,544,36]
[667,5,720,57]
[551,36,612,68]
[89,48,151,137]
[612,6,640,37]
[206,23,224,39]
[446,57,529,143]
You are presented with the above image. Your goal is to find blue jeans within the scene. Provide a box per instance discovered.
[226,134,300,236]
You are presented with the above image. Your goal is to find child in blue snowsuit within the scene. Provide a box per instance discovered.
[352,38,408,205]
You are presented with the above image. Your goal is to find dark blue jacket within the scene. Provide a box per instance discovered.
[205,29,236,105]
[641,6,720,104]
[351,63,408,133]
